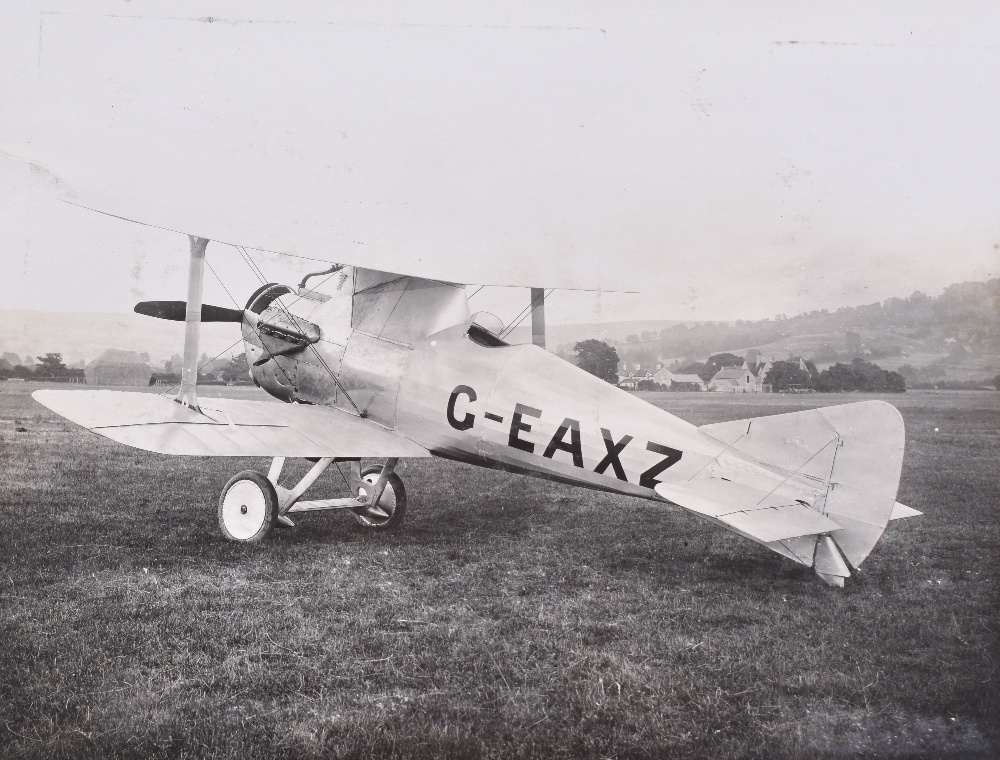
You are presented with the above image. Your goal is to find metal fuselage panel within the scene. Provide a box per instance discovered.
[244,271,810,505]
[246,267,469,429]
[395,325,729,500]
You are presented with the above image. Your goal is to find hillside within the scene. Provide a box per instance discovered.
[604,280,1000,384]
[504,320,683,349]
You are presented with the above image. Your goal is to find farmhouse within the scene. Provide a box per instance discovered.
[708,365,757,392]
[84,349,152,386]
[617,368,654,390]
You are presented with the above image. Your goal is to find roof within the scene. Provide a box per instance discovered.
[712,367,750,381]
[86,349,149,368]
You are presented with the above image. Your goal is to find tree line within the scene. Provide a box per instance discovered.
[0,353,83,381]
[1,351,252,385]
[572,340,908,392]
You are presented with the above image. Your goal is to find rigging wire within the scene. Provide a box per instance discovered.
[333,461,352,491]
[154,247,345,401]
[232,244,364,416]
[155,336,244,398]
[500,288,553,340]
[205,258,297,390]
[499,290,544,339]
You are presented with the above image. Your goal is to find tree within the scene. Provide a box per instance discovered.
[35,353,67,378]
[816,358,905,393]
[764,360,812,391]
[707,353,744,371]
[163,354,183,375]
[993,374,1000,391]
[677,361,715,382]
[219,353,251,384]
[626,334,640,344]
[574,340,620,384]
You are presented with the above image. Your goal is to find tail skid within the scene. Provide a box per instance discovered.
[656,400,912,587]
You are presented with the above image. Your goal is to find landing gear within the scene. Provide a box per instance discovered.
[216,458,405,541]
[352,464,407,530]
[218,471,278,542]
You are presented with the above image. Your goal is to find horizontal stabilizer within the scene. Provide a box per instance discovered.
[889,501,922,520]
[33,390,429,458]
[655,481,843,543]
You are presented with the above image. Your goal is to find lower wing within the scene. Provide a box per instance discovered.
[33,390,429,458]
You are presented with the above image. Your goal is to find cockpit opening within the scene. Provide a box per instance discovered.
[466,312,509,347]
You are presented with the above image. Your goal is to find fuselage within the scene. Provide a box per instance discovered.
[244,267,804,504]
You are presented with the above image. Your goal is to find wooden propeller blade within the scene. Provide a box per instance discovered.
[134,301,244,323]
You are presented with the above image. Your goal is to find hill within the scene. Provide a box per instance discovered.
[603,279,1000,385]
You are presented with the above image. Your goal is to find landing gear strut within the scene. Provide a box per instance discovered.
[216,458,405,542]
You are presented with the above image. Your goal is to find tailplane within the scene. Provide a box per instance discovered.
[656,400,916,587]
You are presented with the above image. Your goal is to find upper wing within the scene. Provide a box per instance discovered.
[5,12,631,293]
[33,390,429,458]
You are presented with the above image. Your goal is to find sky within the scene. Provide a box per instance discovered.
[1,1,998,328]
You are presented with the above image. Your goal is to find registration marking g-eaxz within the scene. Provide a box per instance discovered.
[446,385,682,488]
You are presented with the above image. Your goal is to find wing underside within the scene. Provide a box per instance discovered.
[33,390,429,458]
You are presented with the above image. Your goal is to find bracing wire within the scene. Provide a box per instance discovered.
[231,244,364,416]
[205,258,297,391]
[156,336,244,398]
[499,290,546,339]
[500,289,553,340]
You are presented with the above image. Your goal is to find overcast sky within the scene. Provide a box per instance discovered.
[1,1,997,327]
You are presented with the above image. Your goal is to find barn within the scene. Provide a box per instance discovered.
[84,349,152,387]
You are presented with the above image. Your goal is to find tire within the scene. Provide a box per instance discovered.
[218,471,278,542]
[352,464,407,530]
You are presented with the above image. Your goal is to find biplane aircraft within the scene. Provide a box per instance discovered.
[31,229,920,588]
[8,7,919,588]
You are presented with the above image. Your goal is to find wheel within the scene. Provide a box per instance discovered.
[352,464,407,530]
[218,471,278,542]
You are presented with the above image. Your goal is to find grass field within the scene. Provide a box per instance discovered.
[1,383,997,759]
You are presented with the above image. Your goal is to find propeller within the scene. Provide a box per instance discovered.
[134,301,245,323]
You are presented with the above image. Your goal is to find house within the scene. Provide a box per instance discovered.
[652,367,674,386]
[741,355,774,392]
[617,368,655,390]
[618,366,668,390]
[84,349,152,386]
[708,365,757,392]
